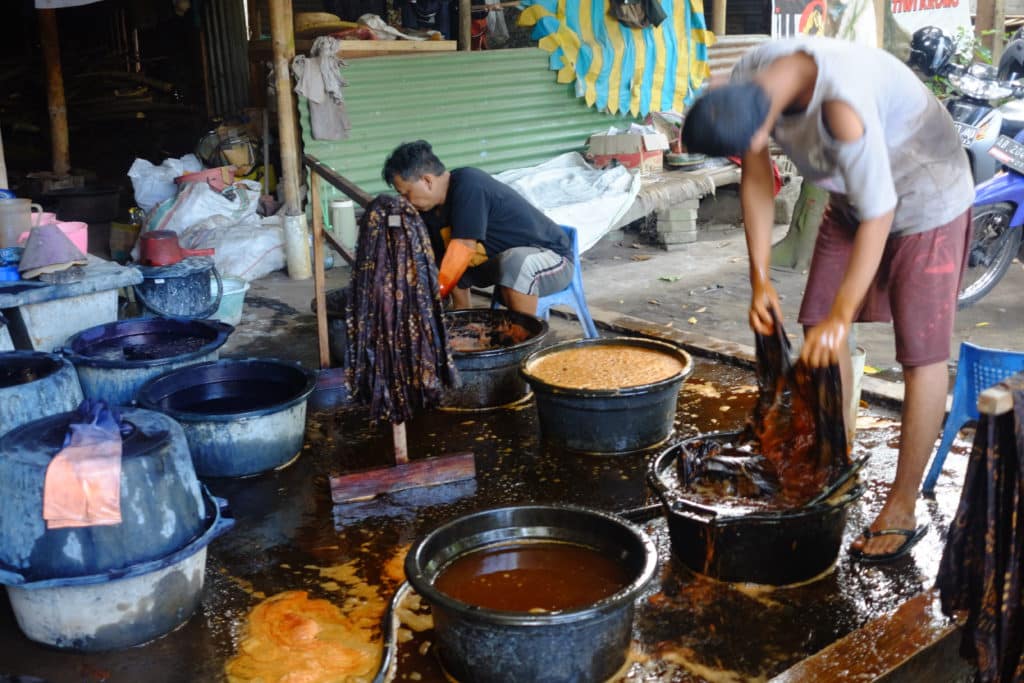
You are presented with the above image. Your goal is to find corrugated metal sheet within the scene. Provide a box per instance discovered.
[300,47,633,201]
[202,0,251,117]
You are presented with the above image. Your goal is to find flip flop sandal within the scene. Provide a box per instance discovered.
[849,525,928,564]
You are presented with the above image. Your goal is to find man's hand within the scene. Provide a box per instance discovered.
[801,314,849,368]
[749,271,782,335]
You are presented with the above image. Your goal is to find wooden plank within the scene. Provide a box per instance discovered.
[336,40,457,54]
[978,385,1015,417]
[310,170,331,370]
[39,9,70,177]
[330,452,476,503]
[304,153,374,208]
[392,423,409,465]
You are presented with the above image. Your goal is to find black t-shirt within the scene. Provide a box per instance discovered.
[421,167,571,263]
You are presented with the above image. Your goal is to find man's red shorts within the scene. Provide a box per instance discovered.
[798,207,972,368]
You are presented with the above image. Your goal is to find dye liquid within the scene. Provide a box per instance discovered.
[434,541,631,613]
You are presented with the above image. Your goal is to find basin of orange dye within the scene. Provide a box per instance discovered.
[225,545,409,683]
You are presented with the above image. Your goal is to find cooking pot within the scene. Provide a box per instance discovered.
[0,486,233,651]
[0,351,84,438]
[648,432,864,585]
[0,407,206,581]
[62,317,233,405]
[442,309,548,409]
[405,505,657,683]
[520,338,692,453]
[136,359,317,478]
[139,230,214,267]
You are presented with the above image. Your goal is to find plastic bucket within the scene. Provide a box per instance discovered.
[210,276,249,327]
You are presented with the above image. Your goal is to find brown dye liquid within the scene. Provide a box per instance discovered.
[433,541,631,613]
[526,344,684,390]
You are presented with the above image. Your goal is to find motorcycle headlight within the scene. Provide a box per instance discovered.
[950,72,1013,100]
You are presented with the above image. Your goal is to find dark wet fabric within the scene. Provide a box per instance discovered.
[680,315,850,507]
[344,195,458,424]
[937,373,1024,683]
[742,315,850,504]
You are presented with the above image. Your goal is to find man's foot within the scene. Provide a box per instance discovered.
[849,526,928,564]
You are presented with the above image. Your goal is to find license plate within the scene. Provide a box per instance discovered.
[988,135,1024,175]
[954,121,977,146]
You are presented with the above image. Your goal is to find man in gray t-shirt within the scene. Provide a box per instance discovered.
[682,37,973,564]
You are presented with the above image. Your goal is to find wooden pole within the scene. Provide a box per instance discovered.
[39,9,70,177]
[268,0,302,214]
[310,169,331,370]
[392,423,409,465]
[873,0,885,49]
[976,0,996,56]
[458,0,472,50]
[712,0,727,37]
[0,125,8,190]
[993,0,1006,63]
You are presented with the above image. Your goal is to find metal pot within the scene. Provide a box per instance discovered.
[62,317,233,406]
[134,257,223,320]
[0,408,205,581]
[442,309,549,409]
[648,432,864,585]
[136,359,317,478]
[0,351,84,438]
[520,338,693,453]
[0,487,233,651]
[405,505,657,683]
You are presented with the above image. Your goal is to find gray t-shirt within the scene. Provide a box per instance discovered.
[732,37,973,235]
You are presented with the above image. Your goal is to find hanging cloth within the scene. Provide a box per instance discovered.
[344,195,458,424]
[292,36,352,141]
[936,373,1024,683]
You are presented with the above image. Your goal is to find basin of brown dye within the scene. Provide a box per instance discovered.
[434,540,631,613]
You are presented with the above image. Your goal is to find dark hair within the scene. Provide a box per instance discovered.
[382,140,446,186]
[681,83,771,157]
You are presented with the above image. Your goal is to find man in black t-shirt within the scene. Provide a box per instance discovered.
[382,140,573,315]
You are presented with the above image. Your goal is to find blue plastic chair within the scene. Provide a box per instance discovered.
[490,225,599,338]
[922,342,1024,493]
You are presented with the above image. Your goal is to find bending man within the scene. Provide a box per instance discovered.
[682,36,973,563]
[383,140,573,315]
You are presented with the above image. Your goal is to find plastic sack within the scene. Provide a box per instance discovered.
[127,154,202,212]
[180,214,286,282]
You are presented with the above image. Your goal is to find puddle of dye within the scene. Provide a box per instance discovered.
[434,541,631,612]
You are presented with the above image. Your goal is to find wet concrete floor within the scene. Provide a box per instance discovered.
[0,344,974,682]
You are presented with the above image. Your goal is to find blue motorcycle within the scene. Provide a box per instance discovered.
[961,129,1024,307]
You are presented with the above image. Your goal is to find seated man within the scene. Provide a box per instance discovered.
[382,140,573,315]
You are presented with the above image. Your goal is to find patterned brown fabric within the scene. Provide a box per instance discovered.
[937,374,1024,683]
[344,195,458,424]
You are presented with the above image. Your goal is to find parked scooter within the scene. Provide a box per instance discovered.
[910,26,1024,185]
[960,129,1024,307]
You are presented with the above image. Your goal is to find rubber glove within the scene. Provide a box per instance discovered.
[438,239,476,298]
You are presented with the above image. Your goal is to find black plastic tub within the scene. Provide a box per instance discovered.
[442,309,548,409]
[648,432,864,585]
[405,505,657,683]
[520,337,692,453]
[63,317,233,406]
[136,359,317,478]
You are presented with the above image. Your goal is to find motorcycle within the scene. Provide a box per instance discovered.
[960,129,1024,307]
[911,26,1024,186]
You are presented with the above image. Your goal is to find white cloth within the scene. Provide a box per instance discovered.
[292,37,351,140]
[496,153,642,254]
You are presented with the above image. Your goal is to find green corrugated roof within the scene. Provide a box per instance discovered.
[299,47,634,202]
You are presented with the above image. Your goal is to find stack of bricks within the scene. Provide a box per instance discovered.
[655,199,699,251]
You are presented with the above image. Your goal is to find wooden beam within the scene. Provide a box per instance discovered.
[310,170,331,370]
[38,9,69,177]
[303,154,373,208]
[873,0,885,48]
[712,0,727,36]
[335,39,456,54]
[459,0,472,50]
[330,452,476,503]
[268,0,302,214]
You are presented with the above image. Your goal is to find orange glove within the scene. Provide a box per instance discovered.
[438,239,476,298]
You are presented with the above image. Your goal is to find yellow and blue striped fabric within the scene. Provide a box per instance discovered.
[518,0,713,116]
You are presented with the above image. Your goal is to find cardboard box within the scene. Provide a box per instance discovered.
[588,132,670,172]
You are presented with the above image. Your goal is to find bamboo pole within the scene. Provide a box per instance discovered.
[39,9,70,177]
[712,0,727,36]
[459,0,472,50]
[268,0,311,279]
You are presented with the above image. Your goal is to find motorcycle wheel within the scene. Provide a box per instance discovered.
[959,202,1022,308]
